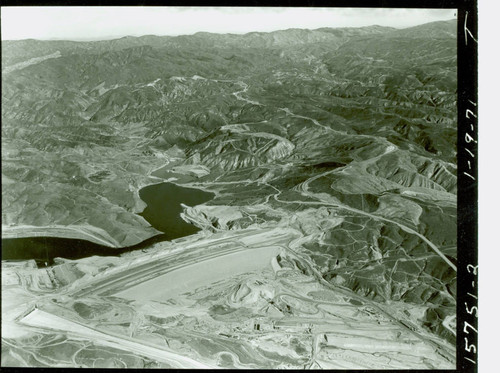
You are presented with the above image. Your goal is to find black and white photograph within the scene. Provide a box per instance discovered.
[1,3,478,370]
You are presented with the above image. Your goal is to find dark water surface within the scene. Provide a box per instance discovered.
[139,182,214,237]
[2,236,121,266]
[2,182,214,266]
[1,235,167,267]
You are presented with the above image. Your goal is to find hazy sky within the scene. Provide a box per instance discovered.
[1,7,456,41]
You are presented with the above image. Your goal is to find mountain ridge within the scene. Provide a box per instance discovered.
[2,19,455,68]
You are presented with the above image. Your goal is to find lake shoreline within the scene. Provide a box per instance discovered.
[2,182,215,266]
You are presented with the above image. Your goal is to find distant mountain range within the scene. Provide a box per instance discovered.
[2,20,456,66]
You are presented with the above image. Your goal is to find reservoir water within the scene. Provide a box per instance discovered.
[2,182,214,266]
[138,182,214,238]
[1,235,165,267]
[2,237,125,266]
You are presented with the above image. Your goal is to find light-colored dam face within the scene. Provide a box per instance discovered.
[114,246,281,302]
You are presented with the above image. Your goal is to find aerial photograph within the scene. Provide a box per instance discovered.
[2,6,458,369]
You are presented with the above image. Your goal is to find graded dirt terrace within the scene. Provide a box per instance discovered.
[4,226,454,369]
[114,245,281,302]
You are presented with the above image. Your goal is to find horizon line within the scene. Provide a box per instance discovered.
[1,18,457,42]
